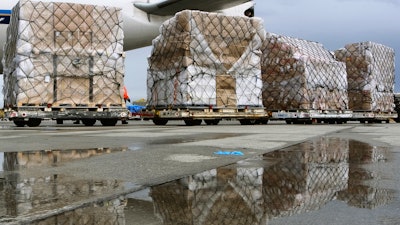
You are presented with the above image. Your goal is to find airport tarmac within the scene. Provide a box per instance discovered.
[1,120,400,224]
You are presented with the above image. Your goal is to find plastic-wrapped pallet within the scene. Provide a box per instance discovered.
[2,0,125,107]
[261,33,349,111]
[334,42,395,112]
[147,10,265,107]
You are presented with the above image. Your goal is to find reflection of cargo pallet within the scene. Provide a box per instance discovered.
[270,110,353,124]
[351,111,398,123]
[142,106,268,125]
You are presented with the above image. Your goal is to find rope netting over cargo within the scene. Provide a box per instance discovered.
[261,33,349,111]
[147,10,265,108]
[335,42,395,112]
[2,0,125,107]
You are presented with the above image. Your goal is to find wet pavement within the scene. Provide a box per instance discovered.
[1,120,400,224]
[1,134,400,224]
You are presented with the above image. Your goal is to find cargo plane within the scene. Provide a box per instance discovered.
[0,0,255,74]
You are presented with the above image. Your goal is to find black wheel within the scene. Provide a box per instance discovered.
[153,118,168,125]
[82,119,96,126]
[100,119,118,126]
[259,119,269,124]
[26,118,41,127]
[184,119,202,126]
[239,119,256,125]
[13,120,26,127]
[56,119,63,124]
[204,119,220,125]
[285,119,292,124]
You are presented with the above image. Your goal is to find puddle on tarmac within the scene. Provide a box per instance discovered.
[1,138,400,224]
[0,147,138,224]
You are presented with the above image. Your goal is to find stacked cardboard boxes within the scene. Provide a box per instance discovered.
[147,10,265,108]
[261,33,349,111]
[2,0,125,107]
[335,42,395,112]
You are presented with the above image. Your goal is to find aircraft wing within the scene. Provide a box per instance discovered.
[134,0,253,16]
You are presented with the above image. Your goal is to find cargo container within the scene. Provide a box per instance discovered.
[335,42,397,123]
[143,10,268,125]
[261,33,352,124]
[2,0,128,126]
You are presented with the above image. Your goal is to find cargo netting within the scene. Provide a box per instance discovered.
[147,10,265,108]
[2,0,125,107]
[335,42,395,112]
[261,33,349,111]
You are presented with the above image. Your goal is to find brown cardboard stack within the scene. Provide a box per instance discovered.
[335,42,395,112]
[261,33,348,110]
[147,10,265,107]
[2,0,125,107]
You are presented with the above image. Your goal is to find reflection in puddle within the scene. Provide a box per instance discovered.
[1,147,127,170]
[149,138,397,225]
[0,148,130,224]
[0,138,399,224]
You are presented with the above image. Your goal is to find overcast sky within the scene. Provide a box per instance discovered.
[124,0,400,100]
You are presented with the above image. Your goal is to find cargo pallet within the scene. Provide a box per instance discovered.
[142,106,269,125]
[350,111,398,123]
[269,109,397,124]
[270,109,354,124]
[5,105,129,127]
